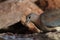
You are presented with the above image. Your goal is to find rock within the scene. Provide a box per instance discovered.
[0,0,37,3]
[36,0,60,10]
[0,0,43,32]
[46,32,60,40]
[29,0,37,2]
[0,32,60,40]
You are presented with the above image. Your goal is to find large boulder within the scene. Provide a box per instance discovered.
[0,0,43,32]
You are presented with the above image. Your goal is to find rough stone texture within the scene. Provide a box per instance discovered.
[0,0,60,40]
[0,0,43,32]
[29,0,37,2]
[36,0,60,10]
[0,32,60,40]
[46,32,60,40]
[0,0,37,3]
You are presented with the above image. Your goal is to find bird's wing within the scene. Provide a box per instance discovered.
[40,9,60,27]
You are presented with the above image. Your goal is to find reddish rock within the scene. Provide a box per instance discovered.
[36,0,60,10]
[29,0,37,2]
[0,0,43,33]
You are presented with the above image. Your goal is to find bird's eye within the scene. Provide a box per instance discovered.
[29,16,31,19]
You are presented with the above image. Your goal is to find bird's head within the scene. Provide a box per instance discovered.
[26,13,39,23]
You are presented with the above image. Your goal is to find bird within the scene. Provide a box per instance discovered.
[26,9,60,32]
